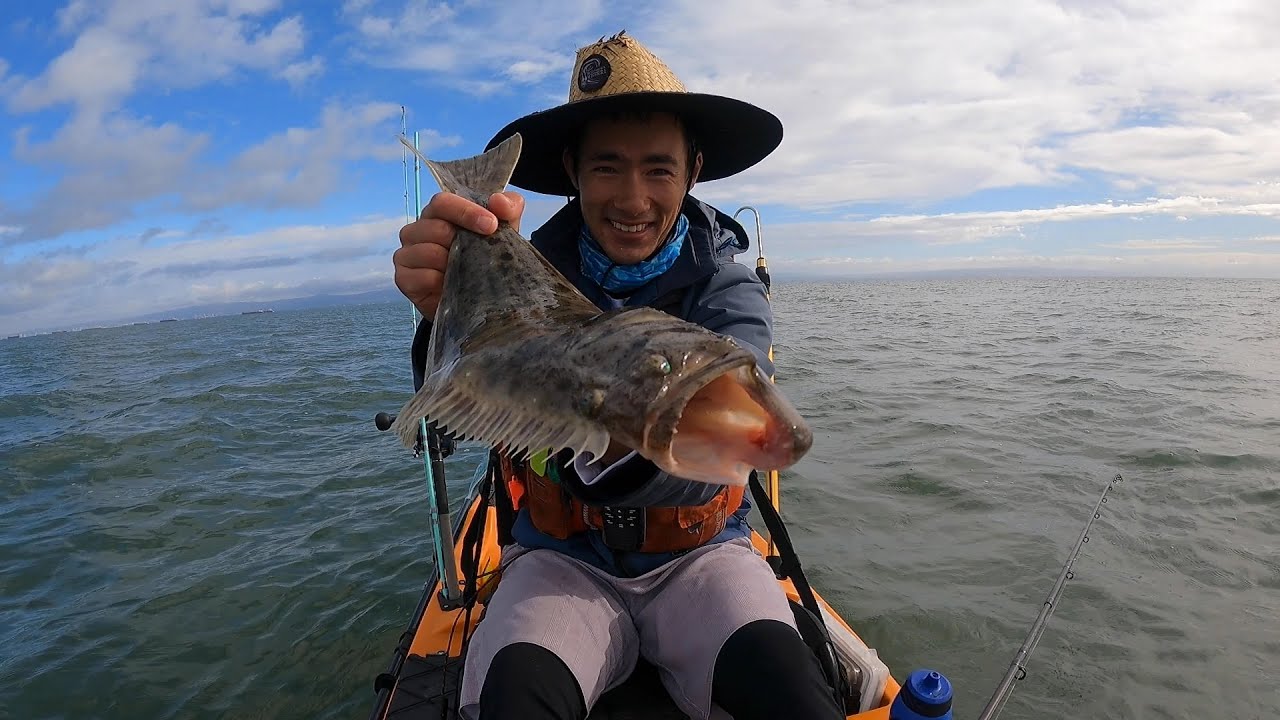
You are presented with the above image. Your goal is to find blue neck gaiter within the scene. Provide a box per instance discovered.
[578,213,689,295]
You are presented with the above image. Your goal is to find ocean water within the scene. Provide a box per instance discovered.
[2,277,1277,720]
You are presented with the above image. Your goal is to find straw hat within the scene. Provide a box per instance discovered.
[484,31,783,197]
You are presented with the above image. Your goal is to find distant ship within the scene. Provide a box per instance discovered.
[241,309,274,315]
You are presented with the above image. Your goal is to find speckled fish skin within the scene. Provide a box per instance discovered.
[390,133,812,486]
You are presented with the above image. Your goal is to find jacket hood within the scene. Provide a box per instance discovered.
[685,195,752,259]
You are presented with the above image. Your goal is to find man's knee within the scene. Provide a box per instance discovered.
[712,619,844,720]
[478,642,587,720]
[717,618,817,671]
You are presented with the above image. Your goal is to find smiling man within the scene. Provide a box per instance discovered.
[568,111,700,265]
[393,31,843,720]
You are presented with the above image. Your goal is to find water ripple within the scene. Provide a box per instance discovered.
[2,280,1279,719]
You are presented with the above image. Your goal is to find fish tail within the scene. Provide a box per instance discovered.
[398,133,523,204]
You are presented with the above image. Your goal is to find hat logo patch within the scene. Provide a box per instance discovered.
[577,54,611,93]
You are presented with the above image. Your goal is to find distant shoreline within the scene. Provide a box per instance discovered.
[5,273,1277,338]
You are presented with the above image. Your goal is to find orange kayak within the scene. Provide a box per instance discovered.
[365,458,902,720]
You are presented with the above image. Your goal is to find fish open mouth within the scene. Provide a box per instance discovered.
[642,355,812,487]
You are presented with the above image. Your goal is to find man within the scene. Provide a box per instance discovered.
[394,32,842,720]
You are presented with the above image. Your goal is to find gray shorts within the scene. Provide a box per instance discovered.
[457,536,798,720]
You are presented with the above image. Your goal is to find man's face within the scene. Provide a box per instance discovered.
[563,112,702,266]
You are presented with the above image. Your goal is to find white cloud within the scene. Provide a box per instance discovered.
[184,101,409,211]
[0,0,359,243]
[10,26,148,114]
[55,0,94,34]
[870,196,1280,229]
[750,196,1280,252]
[0,215,405,335]
[0,58,14,100]
[770,249,1280,279]
[506,59,560,84]
[1050,123,1280,198]
[9,112,210,240]
[344,0,603,92]
[4,100,413,244]
[8,0,309,115]
[626,0,1280,212]
[7,1,1280,337]
[280,55,326,87]
[401,129,465,156]
[1097,239,1222,251]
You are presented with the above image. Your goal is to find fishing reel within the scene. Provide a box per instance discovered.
[373,411,456,459]
[373,410,466,611]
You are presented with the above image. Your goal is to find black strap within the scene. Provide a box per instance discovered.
[490,450,516,547]
[746,470,851,710]
[747,471,820,617]
[790,601,852,712]
[458,457,494,607]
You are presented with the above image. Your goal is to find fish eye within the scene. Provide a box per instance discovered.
[580,388,606,417]
[650,354,672,375]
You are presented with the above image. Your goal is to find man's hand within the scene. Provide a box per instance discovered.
[394,190,525,319]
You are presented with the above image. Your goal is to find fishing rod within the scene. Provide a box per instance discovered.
[400,108,420,334]
[381,115,465,609]
[732,205,780,559]
[975,473,1123,720]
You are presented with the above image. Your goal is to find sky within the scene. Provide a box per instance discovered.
[2,0,1279,335]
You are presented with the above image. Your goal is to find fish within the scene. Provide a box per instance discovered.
[389,133,812,487]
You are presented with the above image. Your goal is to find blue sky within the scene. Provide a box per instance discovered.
[3,0,1279,335]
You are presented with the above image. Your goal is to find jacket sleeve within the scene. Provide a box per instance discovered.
[559,263,775,507]
[684,262,775,379]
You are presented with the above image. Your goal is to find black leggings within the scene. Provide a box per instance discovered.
[477,619,844,719]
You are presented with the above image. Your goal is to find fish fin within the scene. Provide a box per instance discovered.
[390,371,612,464]
[398,133,522,202]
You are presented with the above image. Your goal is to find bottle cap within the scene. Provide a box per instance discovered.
[901,669,953,717]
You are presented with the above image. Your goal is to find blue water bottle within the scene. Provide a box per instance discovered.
[889,669,953,720]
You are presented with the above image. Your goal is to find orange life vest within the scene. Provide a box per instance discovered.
[498,451,746,553]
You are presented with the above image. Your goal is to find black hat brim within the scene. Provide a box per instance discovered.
[484,92,783,197]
